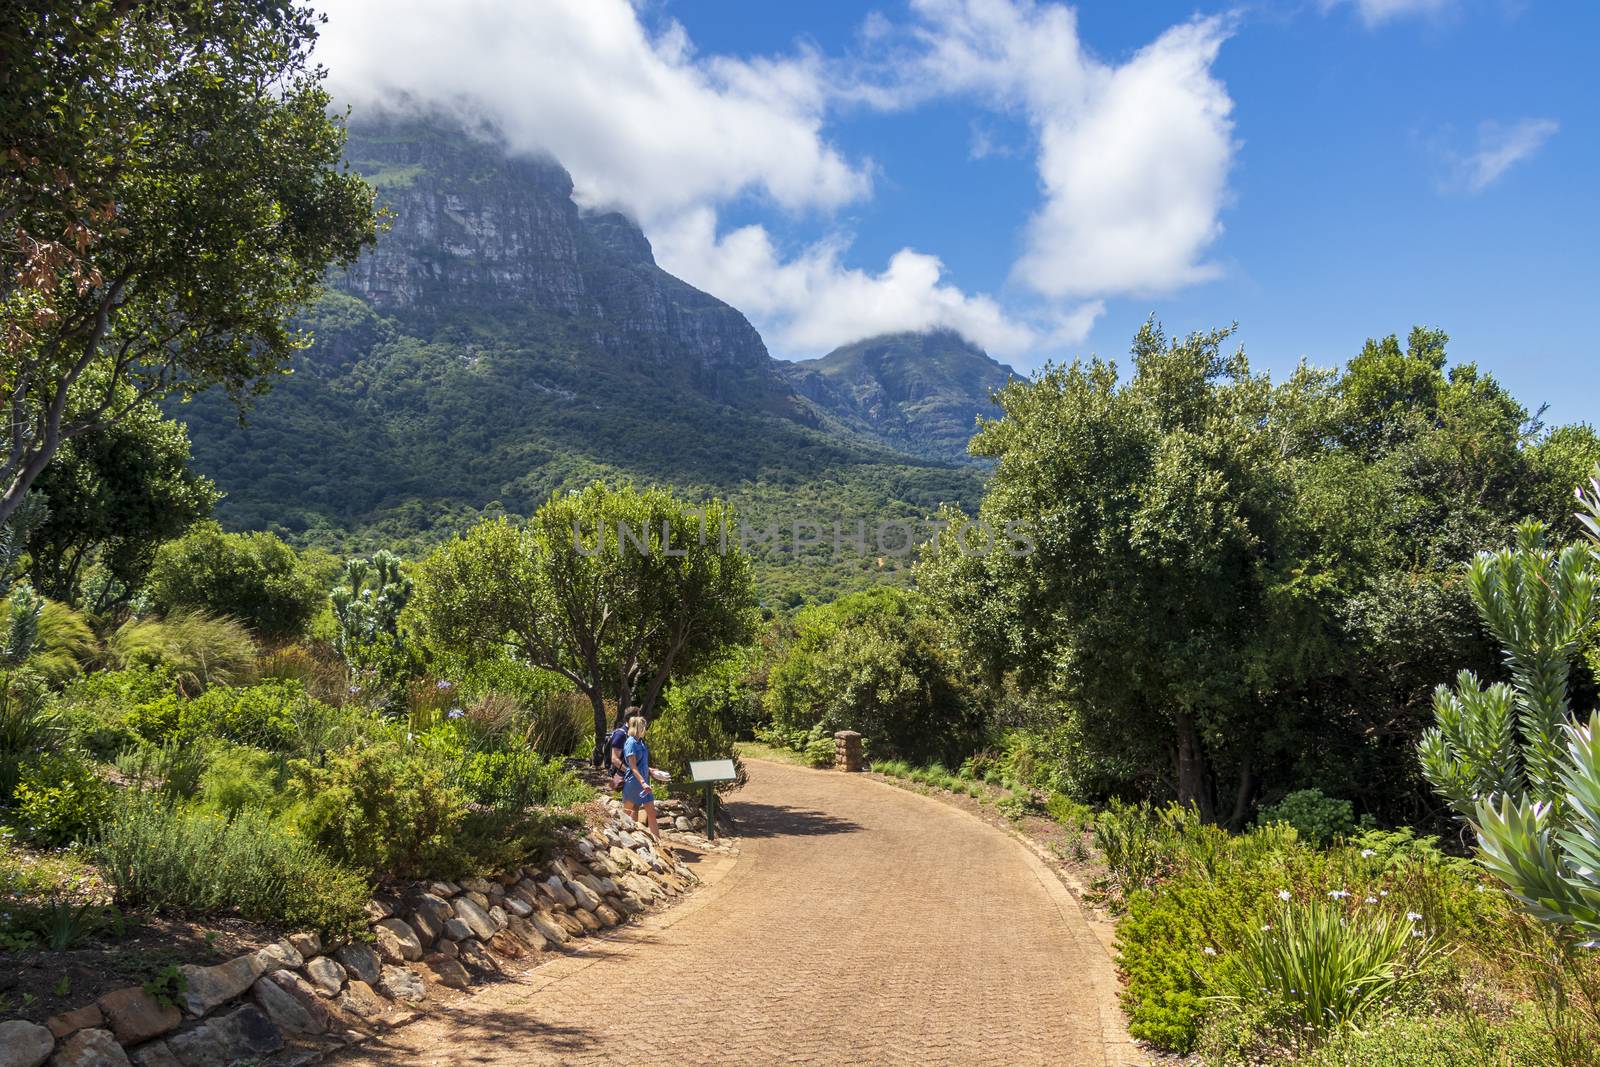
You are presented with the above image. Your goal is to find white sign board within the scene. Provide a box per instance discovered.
[689,758,738,784]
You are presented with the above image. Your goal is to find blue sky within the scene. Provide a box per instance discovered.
[320,0,1597,425]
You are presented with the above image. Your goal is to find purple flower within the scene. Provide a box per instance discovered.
[447,707,465,720]
[436,679,454,691]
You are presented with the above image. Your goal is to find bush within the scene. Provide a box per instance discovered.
[198,743,293,818]
[96,795,368,940]
[454,744,591,811]
[0,674,58,798]
[12,748,114,845]
[1118,875,1245,1052]
[1257,788,1356,847]
[114,739,207,801]
[107,612,258,694]
[144,522,324,641]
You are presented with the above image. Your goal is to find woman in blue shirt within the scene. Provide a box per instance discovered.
[622,714,659,836]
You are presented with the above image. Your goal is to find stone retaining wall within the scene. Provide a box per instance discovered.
[0,800,710,1067]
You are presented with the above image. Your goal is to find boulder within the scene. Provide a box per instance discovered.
[609,846,634,870]
[442,917,474,941]
[458,876,495,895]
[336,981,390,1022]
[611,893,642,916]
[463,890,490,911]
[674,816,692,831]
[96,986,181,1045]
[163,1004,282,1067]
[573,908,601,932]
[487,931,525,959]
[455,940,499,976]
[254,941,302,973]
[419,954,471,991]
[373,917,423,963]
[505,914,550,952]
[527,913,569,946]
[432,937,458,959]
[451,896,496,941]
[501,895,532,918]
[414,892,453,929]
[377,966,425,1004]
[127,1041,181,1067]
[251,971,329,1037]
[177,954,267,1017]
[286,932,321,958]
[594,903,622,927]
[45,1005,103,1040]
[47,1028,129,1067]
[335,943,382,985]
[305,956,347,997]
[409,907,442,946]
[541,877,577,909]
[0,1020,54,1067]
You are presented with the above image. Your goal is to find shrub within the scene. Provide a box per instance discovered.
[0,674,58,798]
[114,740,207,801]
[454,743,591,811]
[1117,876,1249,1052]
[96,796,368,940]
[198,743,293,818]
[27,601,99,685]
[107,612,258,694]
[519,692,589,758]
[1289,1012,1562,1067]
[803,735,835,768]
[12,748,114,845]
[144,523,324,641]
[1257,789,1356,847]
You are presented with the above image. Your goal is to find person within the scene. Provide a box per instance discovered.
[622,714,658,837]
[606,714,631,790]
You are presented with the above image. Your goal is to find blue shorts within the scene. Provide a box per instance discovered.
[623,778,654,806]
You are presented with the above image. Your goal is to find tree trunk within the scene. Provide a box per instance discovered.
[1226,751,1255,832]
[587,688,609,765]
[1174,710,1216,822]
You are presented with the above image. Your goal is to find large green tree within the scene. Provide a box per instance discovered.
[413,481,758,748]
[0,1,376,525]
[144,521,323,640]
[26,399,217,612]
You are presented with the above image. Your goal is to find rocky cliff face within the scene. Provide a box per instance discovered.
[781,330,1019,460]
[338,115,793,400]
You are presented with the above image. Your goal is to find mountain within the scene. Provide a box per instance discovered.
[780,331,1018,460]
[174,114,986,604]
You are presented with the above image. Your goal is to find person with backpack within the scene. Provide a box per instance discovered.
[622,713,659,837]
[606,711,633,791]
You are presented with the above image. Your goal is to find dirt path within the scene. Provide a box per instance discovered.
[332,759,1142,1066]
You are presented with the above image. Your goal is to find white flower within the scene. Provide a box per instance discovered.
[1475,885,1486,893]
[1364,897,1378,904]
[1360,848,1376,858]
[1202,946,1216,956]
[1379,890,1389,897]
[1329,889,1351,899]
[1278,890,1292,901]
[1406,911,1423,922]
[1261,924,1273,932]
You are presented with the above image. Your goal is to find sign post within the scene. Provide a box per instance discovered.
[688,759,738,841]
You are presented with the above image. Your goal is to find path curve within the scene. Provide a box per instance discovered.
[334,759,1134,1066]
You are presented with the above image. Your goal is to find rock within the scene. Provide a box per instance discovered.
[164,1004,282,1067]
[46,1005,104,1040]
[420,954,471,990]
[47,1028,129,1067]
[96,986,181,1045]
[501,895,532,918]
[254,941,302,973]
[576,839,594,857]
[594,903,622,927]
[127,1041,181,1067]
[528,913,569,945]
[611,893,642,916]
[487,904,509,931]
[426,880,459,898]
[373,917,423,963]
[409,906,442,946]
[674,816,692,831]
[463,890,490,911]
[487,931,525,959]
[609,846,634,870]
[335,943,381,985]
[0,1020,54,1067]
[504,914,549,952]
[414,892,453,929]
[451,896,496,941]
[178,954,267,1017]
[251,972,329,1037]
[362,899,392,922]
[377,966,424,1004]
[458,876,495,895]
[442,917,473,941]
[433,937,459,959]
[305,956,347,997]
[573,908,601,932]
[455,940,499,975]
[555,912,586,937]
[286,934,320,961]
[335,981,389,1022]
[572,876,601,908]
[541,876,577,909]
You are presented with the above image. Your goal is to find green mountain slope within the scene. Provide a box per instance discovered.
[175,114,984,604]
[780,331,1019,460]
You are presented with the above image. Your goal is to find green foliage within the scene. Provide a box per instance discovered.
[106,611,258,694]
[754,723,837,768]
[330,550,417,706]
[0,675,58,799]
[653,667,747,790]
[414,482,758,748]
[1420,498,1600,938]
[1287,1011,1574,1067]
[144,523,325,641]
[762,588,987,765]
[12,748,113,845]
[0,0,377,527]
[1257,789,1357,847]
[27,601,99,685]
[197,744,293,819]
[156,680,333,753]
[1119,875,1246,1051]
[95,795,368,941]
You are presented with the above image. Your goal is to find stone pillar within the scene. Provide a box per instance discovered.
[834,730,863,772]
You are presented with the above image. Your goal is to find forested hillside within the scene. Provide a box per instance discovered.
[174,115,986,604]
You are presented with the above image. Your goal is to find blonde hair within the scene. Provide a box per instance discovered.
[627,715,648,739]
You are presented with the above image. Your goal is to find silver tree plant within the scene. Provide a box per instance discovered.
[1419,472,1600,939]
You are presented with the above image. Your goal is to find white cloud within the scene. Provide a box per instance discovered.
[1323,0,1456,27]
[315,0,1232,361]
[895,1,1236,299]
[1450,118,1559,193]
[652,208,1098,358]
[317,0,868,218]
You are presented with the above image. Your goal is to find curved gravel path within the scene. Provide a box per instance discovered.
[334,759,1138,1066]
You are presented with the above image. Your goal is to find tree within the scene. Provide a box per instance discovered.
[1420,493,1600,937]
[26,400,217,612]
[0,1,377,525]
[144,521,323,640]
[413,481,757,748]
